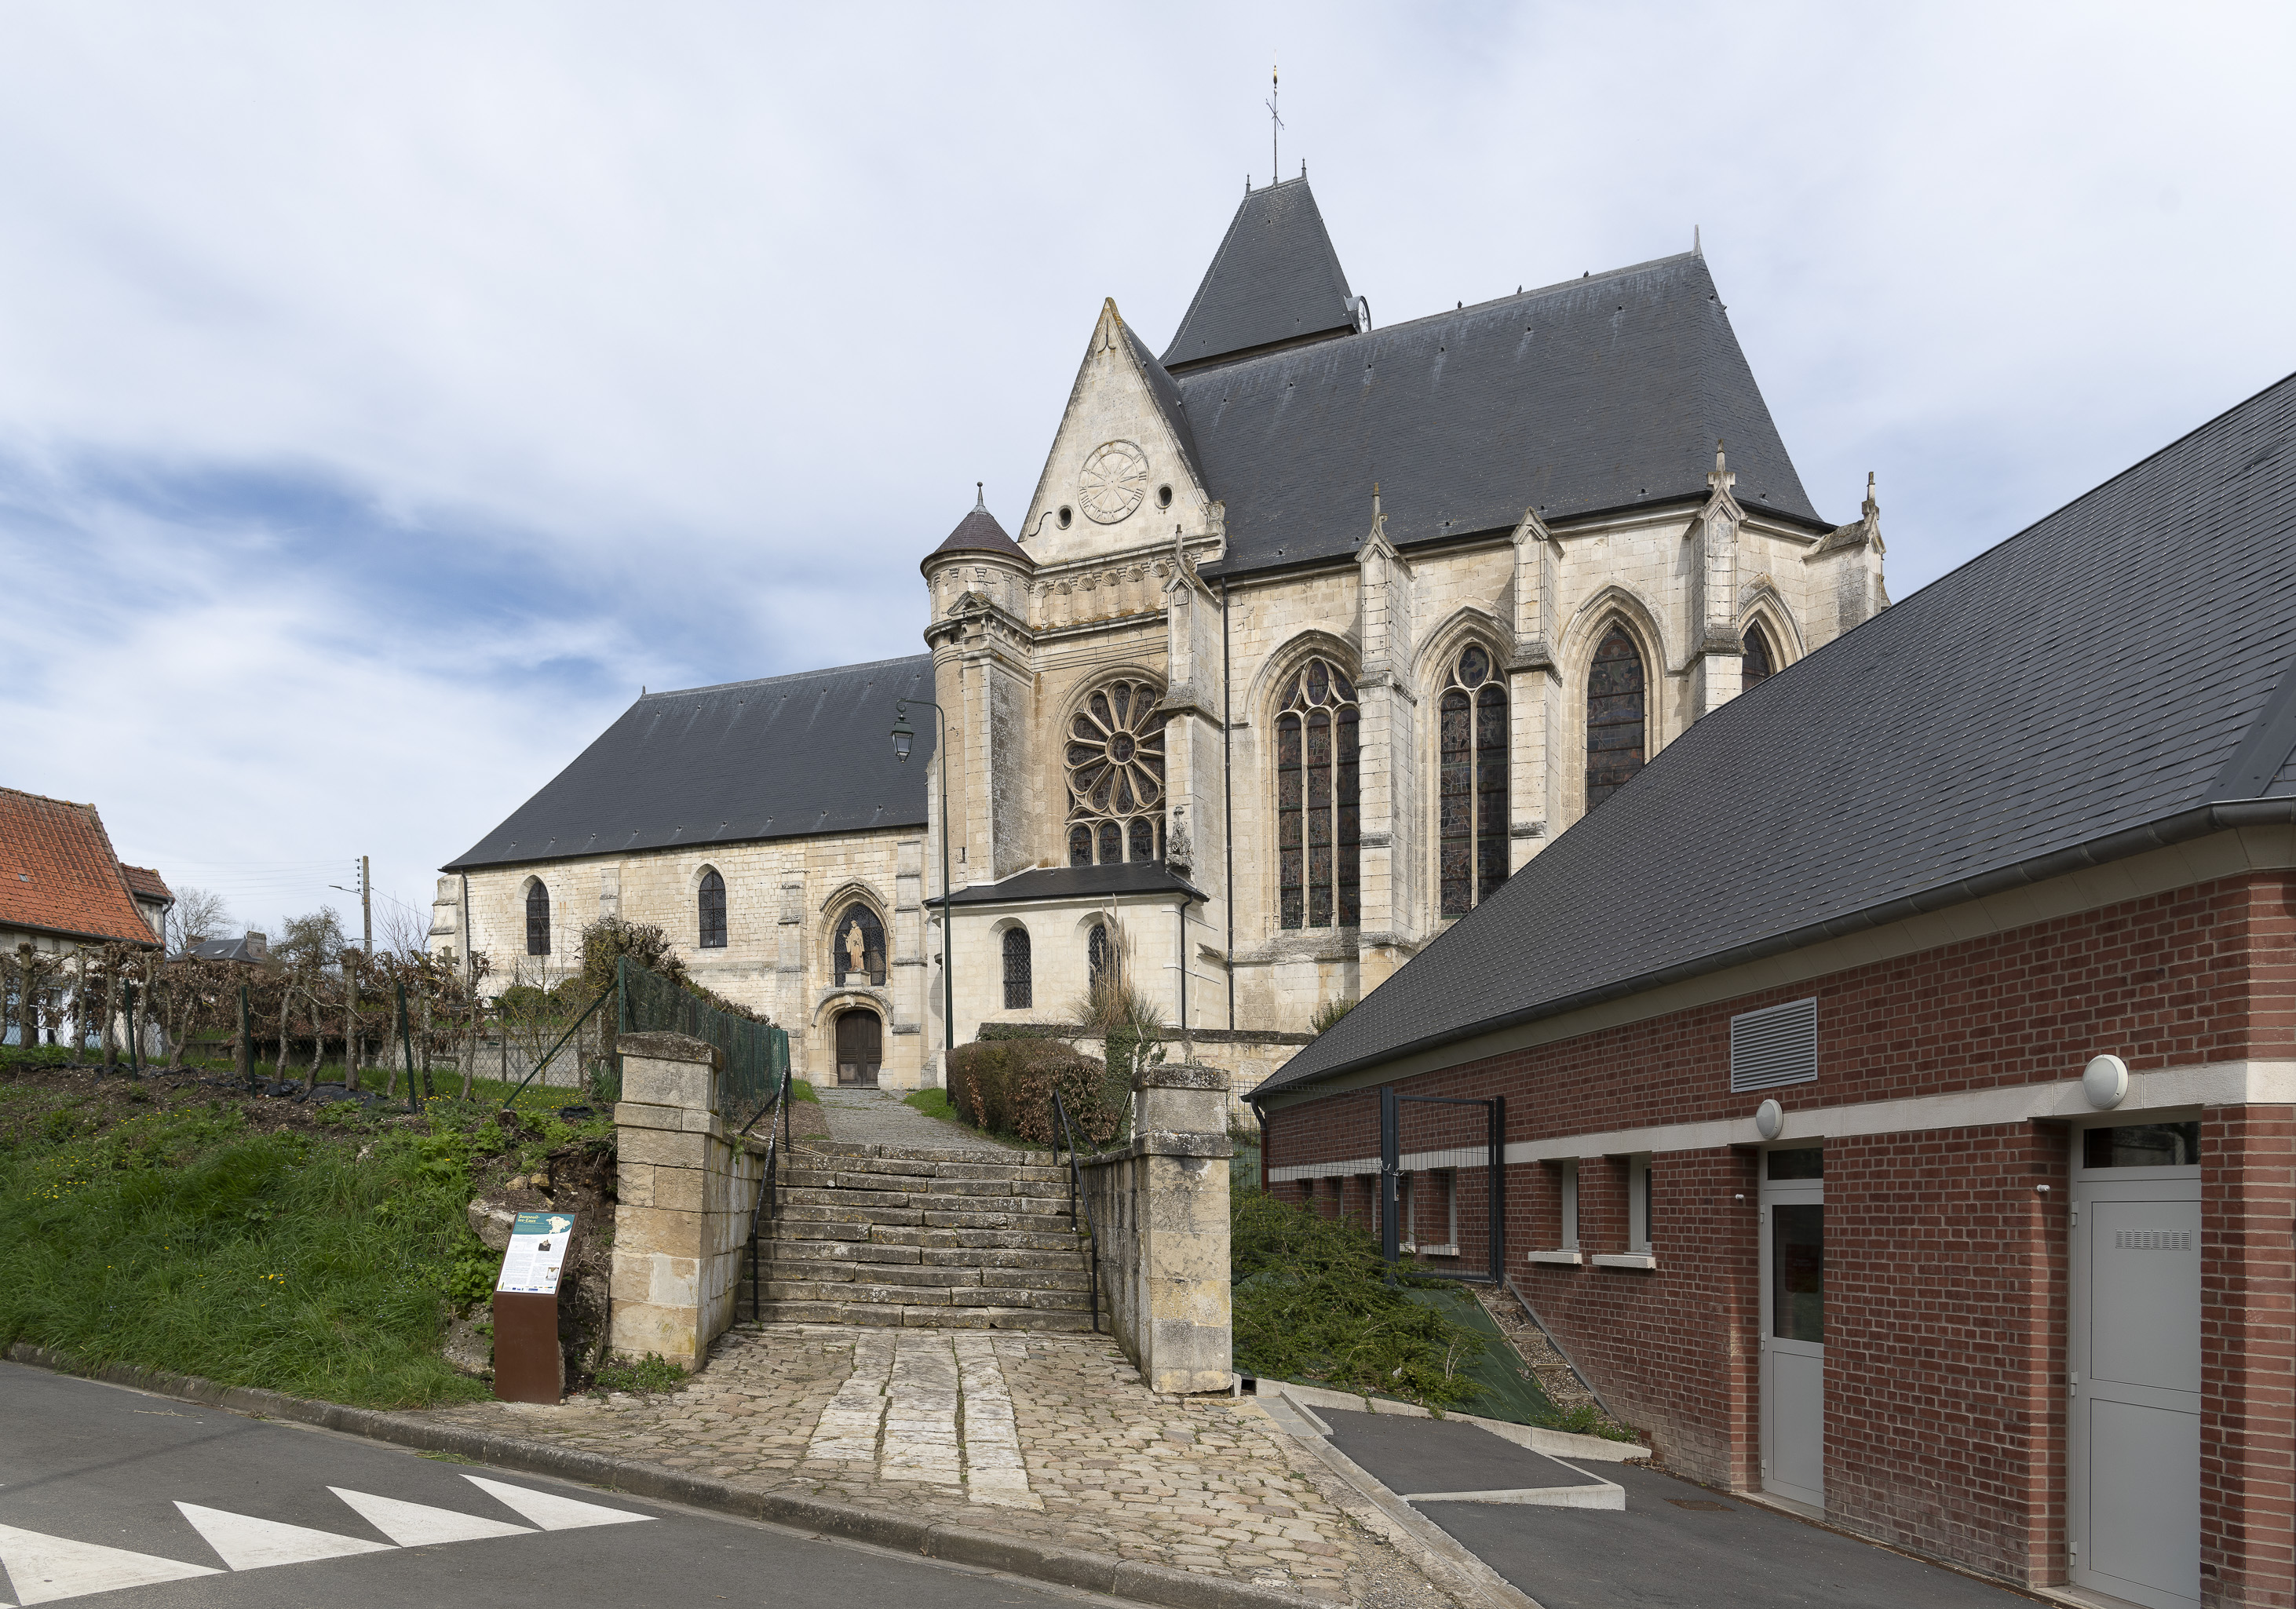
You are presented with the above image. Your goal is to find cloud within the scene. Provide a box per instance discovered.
[2,1,2292,923]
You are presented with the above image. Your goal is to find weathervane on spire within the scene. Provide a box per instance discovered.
[1267,57,1283,181]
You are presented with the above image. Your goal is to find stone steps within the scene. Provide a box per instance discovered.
[742,1139,1098,1332]
[741,1301,1095,1332]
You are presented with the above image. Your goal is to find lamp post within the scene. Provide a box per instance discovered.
[890,699,955,1083]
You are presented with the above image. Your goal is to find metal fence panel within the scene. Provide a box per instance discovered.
[618,958,789,1132]
[1382,1089,1506,1283]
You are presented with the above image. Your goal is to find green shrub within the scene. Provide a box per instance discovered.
[1231,1190,1487,1412]
[590,1352,687,1396]
[947,1038,1119,1144]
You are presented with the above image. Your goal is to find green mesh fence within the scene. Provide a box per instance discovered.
[618,957,790,1131]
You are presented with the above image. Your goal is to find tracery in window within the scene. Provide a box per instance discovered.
[1276,657,1358,929]
[1742,622,1775,690]
[1002,926,1033,1010]
[1438,644,1509,918]
[1065,680,1166,866]
[525,881,551,956]
[1586,625,1647,812]
[833,903,887,986]
[1087,923,1111,987]
[698,868,727,949]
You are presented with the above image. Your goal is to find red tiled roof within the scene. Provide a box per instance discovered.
[119,863,174,905]
[0,788,163,946]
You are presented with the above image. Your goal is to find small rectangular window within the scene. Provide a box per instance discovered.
[1628,1155,1652,1252]
[1559,1160,1579,1251]
[1731,998,1818,1092]
[1766,1147,1823,1180]
[2083,1122,2200,1169]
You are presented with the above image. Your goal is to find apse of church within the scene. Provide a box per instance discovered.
[436,174,1885,1100]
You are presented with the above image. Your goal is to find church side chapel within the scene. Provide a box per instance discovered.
[433,173,1885,1096]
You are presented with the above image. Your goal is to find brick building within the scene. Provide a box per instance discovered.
[1250,378,2296,1608]
[440,175,1886,1096]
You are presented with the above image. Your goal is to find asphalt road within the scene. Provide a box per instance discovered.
[0,1363,1086,1609]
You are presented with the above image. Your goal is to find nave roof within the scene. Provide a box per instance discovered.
[442,655,933,873]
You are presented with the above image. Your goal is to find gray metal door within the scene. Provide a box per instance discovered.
[1760,1147,1824,1509]
[2071,1122,2201,1609]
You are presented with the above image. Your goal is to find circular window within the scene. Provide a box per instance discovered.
[1157,484,1173,509]
[1057,505,1073,529]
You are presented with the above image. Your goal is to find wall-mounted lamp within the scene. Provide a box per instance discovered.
[2082,1053,2128,1110]
[1754,1098,1784,1140]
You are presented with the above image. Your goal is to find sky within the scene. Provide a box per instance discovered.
[5,2,2293,943]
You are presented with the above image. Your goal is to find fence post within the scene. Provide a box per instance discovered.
[399,981,418,1114]
[1379,1084,1399,1272]
[1487,1095,1506,1284]
[238,983,253,1090]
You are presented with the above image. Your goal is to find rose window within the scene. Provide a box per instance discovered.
[1066,680,1166,866]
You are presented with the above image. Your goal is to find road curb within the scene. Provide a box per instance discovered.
[2,1342,1323,1609]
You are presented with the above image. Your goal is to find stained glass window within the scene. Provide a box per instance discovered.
[1066,680,1167,864]
[1438,645,1510,918]
[1087,924,1111,987]
[698,869,727,948]
[525,881,550,956]
[1002,926,1032,1011]
[1276,657,1359,929]
[1742,622,1775,690]
[1586,626,1646,812]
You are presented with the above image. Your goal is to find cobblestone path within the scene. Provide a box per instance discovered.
[420,1326,1457,1606]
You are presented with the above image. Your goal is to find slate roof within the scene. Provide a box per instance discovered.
[932,863,1209,907]
[927,491,1033,568]
[191,933,272,965]
[0,788,165,946]
[1257,370,2296,1100]
[1162,178,1358,374]
[443,656,935,873]
[1176,252,1825,579]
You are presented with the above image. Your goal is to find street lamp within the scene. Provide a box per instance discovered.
[891,699,955,1082]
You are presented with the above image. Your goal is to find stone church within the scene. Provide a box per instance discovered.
[432,176,1887,1098]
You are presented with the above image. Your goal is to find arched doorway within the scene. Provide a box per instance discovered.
[834,1009,882,1088]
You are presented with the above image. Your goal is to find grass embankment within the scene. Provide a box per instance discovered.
[0,1061,611,1409]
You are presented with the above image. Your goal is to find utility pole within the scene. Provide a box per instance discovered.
[360,856,371,957]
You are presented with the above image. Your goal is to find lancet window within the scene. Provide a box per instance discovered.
[697,868,727,948]
[1438,645,1509,918]
[524,881,550,956]
[1276,657,1359,929]
[1002,926,1033,1010]
[1742,622,1776,691]
[1586,625,1648,812]
[1065,680,1166,867]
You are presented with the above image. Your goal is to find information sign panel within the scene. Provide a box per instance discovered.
[495,1212,575,1296]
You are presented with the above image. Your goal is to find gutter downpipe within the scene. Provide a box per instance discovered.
[1221,578,1235,1031]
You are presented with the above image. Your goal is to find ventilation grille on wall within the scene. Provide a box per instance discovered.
[1730,998,1819,1092]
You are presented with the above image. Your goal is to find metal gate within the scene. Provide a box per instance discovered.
[1378,1088,1505,1283]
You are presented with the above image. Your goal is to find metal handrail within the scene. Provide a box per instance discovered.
[748,1062,794,1323]
[1050,1089,1102,1335]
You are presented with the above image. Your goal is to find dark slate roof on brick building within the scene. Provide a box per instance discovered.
[1162,179,1358,373]
[1181,252,1826,579]
[928,493,1033,567]
[1258,370,2296,1100]
[442,655,934,872]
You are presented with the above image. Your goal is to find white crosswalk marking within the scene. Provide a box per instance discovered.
[327,1488,532,1547]
[462,1477,652,1531]
[0,1523,220,1604]
[173,1502,395,1571]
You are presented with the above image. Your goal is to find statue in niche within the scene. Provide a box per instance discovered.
[844,920,867,978]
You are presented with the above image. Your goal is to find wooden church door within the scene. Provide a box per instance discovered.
[834,1010,881,1088]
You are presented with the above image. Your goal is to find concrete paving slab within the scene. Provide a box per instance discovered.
[1416,1463,2035,1608]
[1320,1415,1604,1499]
